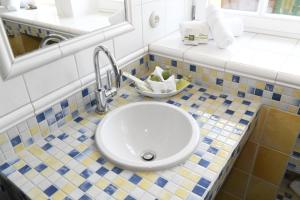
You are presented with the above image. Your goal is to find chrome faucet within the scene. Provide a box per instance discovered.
[94,45,122,114]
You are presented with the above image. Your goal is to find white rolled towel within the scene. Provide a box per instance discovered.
[206,4,234,49]
[179,20,209,45]
[208,18,244,39]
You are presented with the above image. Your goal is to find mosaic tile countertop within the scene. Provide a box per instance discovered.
[0,83,260,200]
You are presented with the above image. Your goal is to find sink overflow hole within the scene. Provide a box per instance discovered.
[141,151,156,161]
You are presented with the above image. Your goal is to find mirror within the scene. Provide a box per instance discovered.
[0,0,126,57]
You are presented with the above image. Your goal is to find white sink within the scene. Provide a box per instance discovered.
[95,102,200,171]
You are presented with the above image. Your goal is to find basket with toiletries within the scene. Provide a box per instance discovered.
[123,66,190,98]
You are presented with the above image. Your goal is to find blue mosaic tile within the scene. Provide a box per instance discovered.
[199,88,207,92]
[239,119,249,125]
[140,57,144,65]
[79,195,91,200]
[11,136,21,147]
[155,177,168,188]
[68,149,80,158]
[245,110,254,116]
[198,178,211,188]
[265,83,274,92]
[78,135,88,142]
[150,54,155,61]
[216,78,223,86]
[254,88,263,96]
[19,165,31,174]
[192,185,205,196]
[96,167,109,176]
[42,143,52,151]
[225,109,234,115]
[242,100,251,105]
[237,91,245,98]
[57,166,70,175]
[190,65,196,72]
[0,163,9,172]
[171,60,177,67]
[209,95,217,100]
[74,117,83,123]
[82,88,89,97]
[203,137,213,144]
[129,174,142,184]
[36,113,45,123]
[58,133,69,140]
[44,185,58,197]
[45,134,55,142]
[104,184,117,195]
[198,159,210,168]
[60,100,69,109]
[35,163,47,172]
[72,111,80,119]
[125,195,136,200]
[232,75,240,83]
[207,147,219,155]
[272,93,282,101]
[199,96,207,102]
[112,167,123,174]
[223,100,232,106]
[96,157,106,165]
[79,181,92,192]
[55,112,64,121]
[131,69,136,76]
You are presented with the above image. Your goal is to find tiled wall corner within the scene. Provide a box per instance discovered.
[216,106,300,200]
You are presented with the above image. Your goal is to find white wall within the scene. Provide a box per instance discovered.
[0,0,188,131]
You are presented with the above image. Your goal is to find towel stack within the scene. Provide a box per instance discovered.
[180,4,244,49]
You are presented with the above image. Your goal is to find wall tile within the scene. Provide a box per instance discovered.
[222,168,250,198]
[75,40,114,78]
[142,0,166,45]
[114,4,144,59]
[235,141,258,173]
[261,108,300,154]
[215,191,241,200]
[0,76,31,117]
[23,56,79,101]
[245,176,278,200]
[249,106,269,143]
[253,146,289,185]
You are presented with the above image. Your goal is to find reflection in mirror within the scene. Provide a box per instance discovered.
[0,0,126,57]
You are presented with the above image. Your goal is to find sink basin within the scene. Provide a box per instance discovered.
[95,102,200,171]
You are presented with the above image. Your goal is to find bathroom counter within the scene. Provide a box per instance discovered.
[150,31,300,90]
[0,83,260,200]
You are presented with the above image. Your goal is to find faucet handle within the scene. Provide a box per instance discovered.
[106,69,112,90]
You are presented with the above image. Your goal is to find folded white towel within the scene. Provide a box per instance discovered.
[179,21,209,45]
[208,18,244,39]
[206,4,234,49]
[146,67,176,94]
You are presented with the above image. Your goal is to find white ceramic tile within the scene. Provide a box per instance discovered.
[142,0,166,45]
[24,55,79,101]
[184,40,232,70]
[114,4,144,59]
[75,40,114,78]
[276,55,300,88]
[149,32,193,60]
[0,75,31,117]
[249,34,298,54]
[165,0,185,34]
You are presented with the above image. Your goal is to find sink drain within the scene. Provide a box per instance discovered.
[141,151,156,161]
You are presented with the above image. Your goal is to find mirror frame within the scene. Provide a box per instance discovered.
[0,0,134,80]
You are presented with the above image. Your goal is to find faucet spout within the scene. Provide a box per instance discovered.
[93,45,122,114]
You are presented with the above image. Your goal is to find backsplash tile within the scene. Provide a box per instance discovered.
[149,54,300,116]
